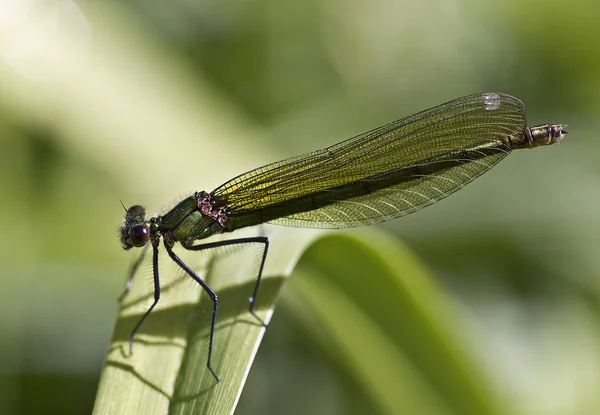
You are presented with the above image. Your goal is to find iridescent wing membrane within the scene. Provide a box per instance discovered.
[213,92,526,229]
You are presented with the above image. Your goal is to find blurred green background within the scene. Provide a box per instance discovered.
[1,0,599,413]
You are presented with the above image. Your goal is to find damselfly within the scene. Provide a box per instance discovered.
[119,92,566,381]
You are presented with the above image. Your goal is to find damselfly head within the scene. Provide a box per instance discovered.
[120,205,150,250]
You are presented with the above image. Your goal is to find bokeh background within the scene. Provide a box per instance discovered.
[1,0,599,413]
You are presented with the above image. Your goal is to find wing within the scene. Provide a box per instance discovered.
[212,92,527,229]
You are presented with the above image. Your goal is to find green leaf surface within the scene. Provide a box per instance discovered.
[94,227,507,415]
[93,228,317,414]
[286,228,509,415]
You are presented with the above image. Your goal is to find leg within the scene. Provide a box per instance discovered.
[128,241,161,355]
[164,242,221,382]
[185,236,269,326]
[118,243,149,303]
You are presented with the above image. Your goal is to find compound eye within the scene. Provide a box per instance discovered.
[129,225,150,247]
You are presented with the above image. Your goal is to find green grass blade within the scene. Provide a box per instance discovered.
[92,228,317,414]
[285,228,509,415]
[94,227,508,414]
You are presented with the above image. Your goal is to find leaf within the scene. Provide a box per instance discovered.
[93,227,508,415]
[92,227,318,415]
[284,228,510,415]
